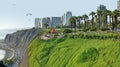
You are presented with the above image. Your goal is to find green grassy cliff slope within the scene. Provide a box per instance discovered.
[28,37,120,67]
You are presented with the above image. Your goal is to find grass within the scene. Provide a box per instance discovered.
[28,36,120,67]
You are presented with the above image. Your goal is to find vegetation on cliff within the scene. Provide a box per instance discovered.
[28,33,120,67]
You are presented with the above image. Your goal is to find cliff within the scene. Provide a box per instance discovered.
[4,28,40,67]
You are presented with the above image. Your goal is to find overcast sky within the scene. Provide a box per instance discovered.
[0,0,118,29]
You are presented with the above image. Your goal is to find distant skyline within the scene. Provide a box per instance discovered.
[0,0,118,29]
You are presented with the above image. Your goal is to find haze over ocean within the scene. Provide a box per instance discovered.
[0,29,19,39]
[0,50,5,60]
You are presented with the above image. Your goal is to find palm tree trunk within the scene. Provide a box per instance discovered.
[112,16,114,31]
[74,22,76,32]
[92,16,94,27]
[115,16,117,32]
[105,16,108,27]
[84,19,86,29]
[79,21,80,31]
[98,16,101,29]
[71,23,72,30]
[109,16,111,26]
[85,21,86,29]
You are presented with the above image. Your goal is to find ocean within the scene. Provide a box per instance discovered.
[0,29,18,60]
[0,29,20,39]
[0,50,5,60]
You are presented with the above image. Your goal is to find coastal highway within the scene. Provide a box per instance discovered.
[0,40,15,61]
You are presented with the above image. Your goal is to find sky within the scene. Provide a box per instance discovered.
[0,0,118,29]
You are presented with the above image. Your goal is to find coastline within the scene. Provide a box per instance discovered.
[0,39,6,60]
[0,39,13,61]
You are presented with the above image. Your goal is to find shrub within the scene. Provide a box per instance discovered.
[90,27,97,31]
[54,38,66,43]
[82,28,89,32]
[62,29,72,33]
[79,47,99,63]
[101,27,110,31]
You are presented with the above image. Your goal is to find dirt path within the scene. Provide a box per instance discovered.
[20,50,29,67]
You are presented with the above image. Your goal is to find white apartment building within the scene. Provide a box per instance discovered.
[117,0,120,21]
[35,18,48,29]
[42,17,50,28]
[62,11,72,26]
[35,17,62,28]
[35,18,41,28]
[118,0,120,10]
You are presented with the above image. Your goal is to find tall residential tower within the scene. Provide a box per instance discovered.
[118,0,120,10]
[62,11,72,26]
[97,4,106,11]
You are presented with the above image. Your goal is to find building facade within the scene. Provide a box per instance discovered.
[35,11,72,28]
[118,0,120,10]
[35,18,41,28]
[97,4,106,11]
[117,0,120,21]
[62,11,72,26]
[35,17,62,28]
[42,17,50,28]
[50,17,62,28]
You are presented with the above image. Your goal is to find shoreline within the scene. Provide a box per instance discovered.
[0,39,6,60]
[0,39,13,61]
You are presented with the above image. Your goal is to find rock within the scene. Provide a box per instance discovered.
[0,61,8,67]
[4,28,40,67]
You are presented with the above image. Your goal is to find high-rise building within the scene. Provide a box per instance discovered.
[118,0,120,10]
[35,17,49,29]
[97,4,106,11]
[35,18,41,28]
[35,17,62,28]
[62,11,72,26]
[35,11,72,28]
[50,17,62,28]
[117,0,120,21]
[42,17,50,28]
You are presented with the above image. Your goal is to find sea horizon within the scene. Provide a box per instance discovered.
[0,27,31,39]
[0,29,18,39]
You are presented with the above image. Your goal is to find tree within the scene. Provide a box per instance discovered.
[97,10,102,29]
[89,11,96,28]
[69,16,76,31]
[111,9,120,32]
[77,16,83,31]
[102,9,108,27]
[107,10,112,26]
[83,14,89,29]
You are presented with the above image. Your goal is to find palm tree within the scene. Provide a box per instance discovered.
[107,10,112,26]
[69,17,73,30]
[77,16,83,31]
[111,9,120,31]
[69,16,76,31]
[97,10,102,29]
[89,11,96,28]
[102,9,108,27]
[83,14,89,29]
